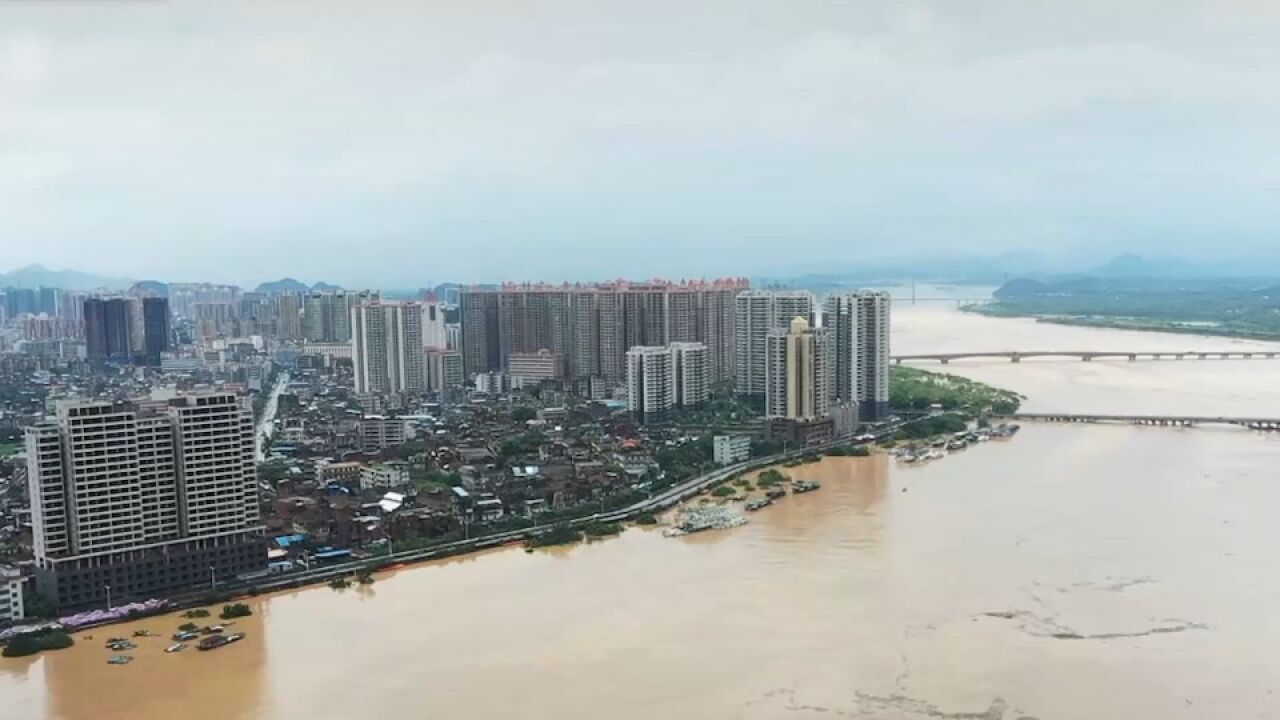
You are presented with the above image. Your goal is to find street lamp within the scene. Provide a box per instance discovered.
[209,565,216,591]
[105,583,112,610]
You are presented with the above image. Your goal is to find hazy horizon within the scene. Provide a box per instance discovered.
[4,1,1280,286]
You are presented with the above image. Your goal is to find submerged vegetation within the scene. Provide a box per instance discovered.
[756,469,789,487]
[220,603,253,620]
[825,444,871,457]
[2,630,74,658]
[582,521,623,538]
[527,523,584,548]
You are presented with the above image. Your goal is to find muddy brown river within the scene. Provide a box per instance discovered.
[5,296,1280,719]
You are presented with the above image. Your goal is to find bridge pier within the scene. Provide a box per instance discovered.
[1082,355,1092,362]
[940,358,949,365]
[1128,354,1137,361]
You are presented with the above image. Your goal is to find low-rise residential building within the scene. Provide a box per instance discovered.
[1,564,23,622]
[361,415,407,451]
[361,462,411,491]
[508,350,563,387]
[317,461,364,487]
[713,434,752,465]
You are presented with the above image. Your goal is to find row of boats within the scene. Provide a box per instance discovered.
[103,623,245,664]
[895,424,1020,464]
[743,480,822,511]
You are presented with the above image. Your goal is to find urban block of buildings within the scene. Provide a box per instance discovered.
[25,393,264,609]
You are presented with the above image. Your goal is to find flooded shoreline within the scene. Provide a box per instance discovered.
[8,301,1280,719]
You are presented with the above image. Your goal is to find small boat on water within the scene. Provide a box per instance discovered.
[792,480,821,494]
[764,488,787,500]
[106,639,137,651]
[172,631,198,642]
[132,629,155,638]
[744,497,772,512]
[107,655,133,665]
[200,625,225,635]
[165,643,186,653]
[197,632,245,651]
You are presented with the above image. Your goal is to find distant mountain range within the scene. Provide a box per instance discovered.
[0,264,134,291]
[254,278,342,293]
[775,253,1280,292]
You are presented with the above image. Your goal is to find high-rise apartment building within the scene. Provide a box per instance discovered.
[421,298,449,349]
[275,294,303,340]
[351,302,425,397]
[626,346,675,424]
[821,291,891,420]
[305,290,379,343]
[141,297,171,366]
[625,342,709,423]
[83,297,134,363]
[25,394,264,609]
[735,290,816,396]
[765,316,833,420]
[670,341,710,409]
[461,279,745,387]
[425,349,464,395]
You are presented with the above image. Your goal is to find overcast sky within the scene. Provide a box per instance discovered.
[2,1,1280,286]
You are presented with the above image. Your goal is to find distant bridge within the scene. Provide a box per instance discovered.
[893,350,1280,365]
[998,413,1280,430]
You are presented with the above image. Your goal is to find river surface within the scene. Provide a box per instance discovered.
[6,297,1280,720]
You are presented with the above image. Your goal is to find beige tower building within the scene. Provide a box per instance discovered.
[765,316,833,420]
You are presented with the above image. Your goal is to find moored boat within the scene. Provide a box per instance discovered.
[196,632,245,651]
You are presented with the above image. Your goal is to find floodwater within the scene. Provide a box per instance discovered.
[6,298,1280,720]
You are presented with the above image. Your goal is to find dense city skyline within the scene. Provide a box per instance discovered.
[6,2,1280,285]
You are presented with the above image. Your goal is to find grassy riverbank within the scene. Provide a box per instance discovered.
[972,275,1280,342]
[967,306,1280,342]
[889,366,1023,415]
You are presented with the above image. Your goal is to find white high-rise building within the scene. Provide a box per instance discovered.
[735,290,815,396]
[765,316,833,420]
[25,393,264,610]
[670,342,710,409]
[821,291,891,420]
[422,299,449,349]
[626,343,708,423]
[626,346,675,423]
[352,302,425,397]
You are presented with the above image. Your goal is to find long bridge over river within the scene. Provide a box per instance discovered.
[998,413,1280,430]
[893,349,1280,364]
